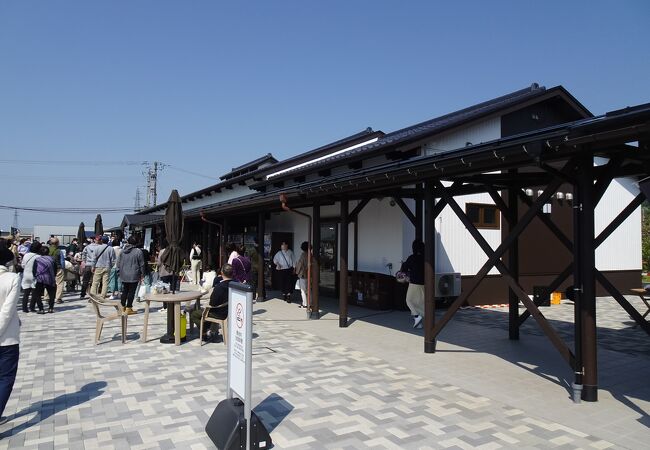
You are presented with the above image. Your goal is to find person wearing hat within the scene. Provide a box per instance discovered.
[0,247,21,425]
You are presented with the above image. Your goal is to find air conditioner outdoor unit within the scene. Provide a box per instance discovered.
[435,272,461,297]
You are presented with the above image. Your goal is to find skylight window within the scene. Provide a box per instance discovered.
[266,137,379,180]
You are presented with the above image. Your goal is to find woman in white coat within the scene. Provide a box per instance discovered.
[20,241,41,313]
[0,247,21,425]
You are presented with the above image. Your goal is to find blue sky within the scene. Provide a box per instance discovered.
[1,1,649,230]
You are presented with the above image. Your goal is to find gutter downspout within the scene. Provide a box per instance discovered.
[279,194,313,318]
[200,210,223,267]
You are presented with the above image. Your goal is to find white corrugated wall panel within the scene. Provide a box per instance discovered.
[435,193,501,275]
[595,176,642,270]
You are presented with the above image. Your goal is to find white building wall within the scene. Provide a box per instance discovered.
[595,176,642,270]
[421,117,502,275]
[356,198,410,274]
[182,185,253,211]
[33,225,79,244]
[435,193,501,275]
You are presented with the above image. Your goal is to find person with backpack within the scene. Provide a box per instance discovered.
[231,245,251,284]
[48,237,65,304]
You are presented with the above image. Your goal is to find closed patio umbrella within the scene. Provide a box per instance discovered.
[94,214,103,236]
[77,222,86,245]
[160,190,185,283]
[159,190,186,343]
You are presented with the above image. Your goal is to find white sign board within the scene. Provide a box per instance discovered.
[227,284,253,402]
[143,228,152,252]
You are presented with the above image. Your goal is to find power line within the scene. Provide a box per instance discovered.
[0,205,134,213]
[0,159,146,166]
[165,165,218,180]
[3,176,141,183]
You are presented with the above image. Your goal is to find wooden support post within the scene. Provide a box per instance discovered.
[507,170,520,340]
[339,199,349,327]
[434,176,577,368]
[424,180,436,353]
[257,212,265,301]
[577,154,598,402]
[207,223,215,269]
[430,163,572,342]
[312,203,321,319]
[222,217,228,267]
[415,184,423,241]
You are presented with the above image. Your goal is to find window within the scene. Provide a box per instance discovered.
[466,203,500,229]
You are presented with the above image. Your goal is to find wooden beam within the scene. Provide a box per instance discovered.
[339,198,349,328]
[595,193,645,247]
[596,270,650,334]
[436,179,576,368]
[424,179,436,353]
[392,197,417,227]
[518,190,573,252]
[348,198,371,223]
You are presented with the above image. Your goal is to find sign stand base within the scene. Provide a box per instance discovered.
[205,398,272,450]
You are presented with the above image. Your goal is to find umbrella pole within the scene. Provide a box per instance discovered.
[160,273,178,344]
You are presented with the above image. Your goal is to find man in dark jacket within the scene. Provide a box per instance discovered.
[117,236,145,315]
[190,264,232,341]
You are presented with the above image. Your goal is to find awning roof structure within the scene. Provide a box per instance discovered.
[193,101,649,216]
[294,102,650,197]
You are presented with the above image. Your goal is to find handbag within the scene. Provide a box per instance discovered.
[395,271,410,284]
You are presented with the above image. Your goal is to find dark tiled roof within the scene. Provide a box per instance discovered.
[120,214,164,228]
[265,84,585,180]
[221,153,278,180]
[269,127,382,171]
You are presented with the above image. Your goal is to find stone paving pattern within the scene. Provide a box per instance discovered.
[0,288,648,449]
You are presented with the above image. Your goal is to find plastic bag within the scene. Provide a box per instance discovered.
[151,280,170,294]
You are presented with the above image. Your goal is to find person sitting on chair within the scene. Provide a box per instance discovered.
[190,264,232,341]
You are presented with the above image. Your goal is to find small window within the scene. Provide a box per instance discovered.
[466,203,500,229]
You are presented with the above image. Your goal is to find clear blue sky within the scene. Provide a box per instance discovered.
[1,1,649,231]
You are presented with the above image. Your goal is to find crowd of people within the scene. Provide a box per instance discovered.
[0,233,319,425]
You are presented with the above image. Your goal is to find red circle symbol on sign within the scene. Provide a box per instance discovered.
[236,303,244,329]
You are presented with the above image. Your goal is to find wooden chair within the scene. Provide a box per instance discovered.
[88,293,128,344]
[188,287,212,335]
[200,303,227,347]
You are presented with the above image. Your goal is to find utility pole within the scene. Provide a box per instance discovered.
[11,209,19,236]
[144,161,162,208]
[134,188,142,212]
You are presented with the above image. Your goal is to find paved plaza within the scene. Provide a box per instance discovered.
[0,287,649,449]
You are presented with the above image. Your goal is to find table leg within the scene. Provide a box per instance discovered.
[174,303,181,346]
[142,300,150,342]
[166,302,174,337]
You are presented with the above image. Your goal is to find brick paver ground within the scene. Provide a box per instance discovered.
[0,287,648,449]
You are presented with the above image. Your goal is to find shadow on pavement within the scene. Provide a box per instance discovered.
[0,381,107,438]
[316,295,650,408]
[254,393,294,435]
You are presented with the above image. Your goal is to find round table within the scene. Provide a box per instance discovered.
[142,290,204,345]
